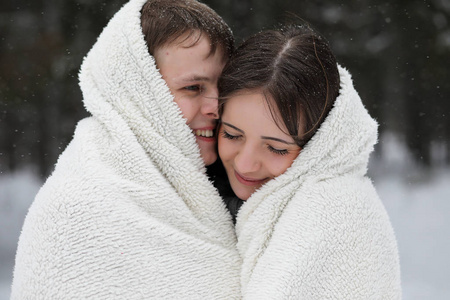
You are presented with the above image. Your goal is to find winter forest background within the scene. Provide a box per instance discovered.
[1,0,449,299]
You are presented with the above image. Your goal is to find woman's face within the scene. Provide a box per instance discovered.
[218,90,302,200]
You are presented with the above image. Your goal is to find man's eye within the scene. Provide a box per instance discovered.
[184,85,201,92]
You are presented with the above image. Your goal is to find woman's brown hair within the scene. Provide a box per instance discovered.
[218,25,340,147]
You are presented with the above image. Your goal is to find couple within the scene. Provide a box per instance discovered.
[11,0,401,299]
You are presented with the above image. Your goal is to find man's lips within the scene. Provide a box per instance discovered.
[234,170,268,186]
[193,128,216,142]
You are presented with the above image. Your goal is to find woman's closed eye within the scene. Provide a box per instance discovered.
[267,145,289,156]
[221,130,241,140]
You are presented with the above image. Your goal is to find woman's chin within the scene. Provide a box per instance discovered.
[232,186,253,201]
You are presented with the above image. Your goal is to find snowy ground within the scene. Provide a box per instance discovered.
[1,164,449,299]
[375,169,450,299]
[0,168,42,300]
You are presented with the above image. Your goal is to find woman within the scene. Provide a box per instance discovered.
[216,25,402,299]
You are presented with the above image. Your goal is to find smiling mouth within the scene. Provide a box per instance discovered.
[194,129,214,138]
[234,171,268,186]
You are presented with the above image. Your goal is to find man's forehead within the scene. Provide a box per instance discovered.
[165,32,222,60]
[175,74,212,83]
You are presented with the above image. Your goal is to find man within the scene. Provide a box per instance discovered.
[11,0,240,298]
[141,0,233,166]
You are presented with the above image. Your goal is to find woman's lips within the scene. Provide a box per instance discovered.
[234,170,268,186]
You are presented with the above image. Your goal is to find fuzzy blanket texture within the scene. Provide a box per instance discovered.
[11,0,401,298]
[234,66,402,299]
[11,0,241,298]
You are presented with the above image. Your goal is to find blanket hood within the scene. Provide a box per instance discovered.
[79,0,203,171]
[78,0,234,237]
[264,66,377,189]
[236,65,378,230]
[295,65,378,178]
[233,67,401,298]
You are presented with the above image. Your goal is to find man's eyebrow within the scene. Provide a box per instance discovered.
[222,121,296,145]
[179,75,211,83]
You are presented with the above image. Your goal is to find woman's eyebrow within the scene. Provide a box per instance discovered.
[223,121,296,145]
[261,136,296,145]
[221,122,244,133]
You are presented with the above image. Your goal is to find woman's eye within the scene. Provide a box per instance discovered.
[268,145,289,156]
[221,130,240,140]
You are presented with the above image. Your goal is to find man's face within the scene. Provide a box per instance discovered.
[154,33,225,166]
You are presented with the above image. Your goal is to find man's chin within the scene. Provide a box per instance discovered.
[200,151,217,166]
[203,154,217,166]
[197,139,217,166]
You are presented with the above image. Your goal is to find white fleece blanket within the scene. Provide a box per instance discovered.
[11,0,241,299]
[237,67,402,299]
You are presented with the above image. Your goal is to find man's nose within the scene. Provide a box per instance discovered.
[201,88,219,119]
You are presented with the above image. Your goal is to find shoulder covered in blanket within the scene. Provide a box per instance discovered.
[242,175,401,299]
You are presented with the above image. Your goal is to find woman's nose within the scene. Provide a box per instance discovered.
[234,144,260,174]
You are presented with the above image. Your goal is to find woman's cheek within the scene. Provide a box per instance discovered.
[218,136,229,160]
